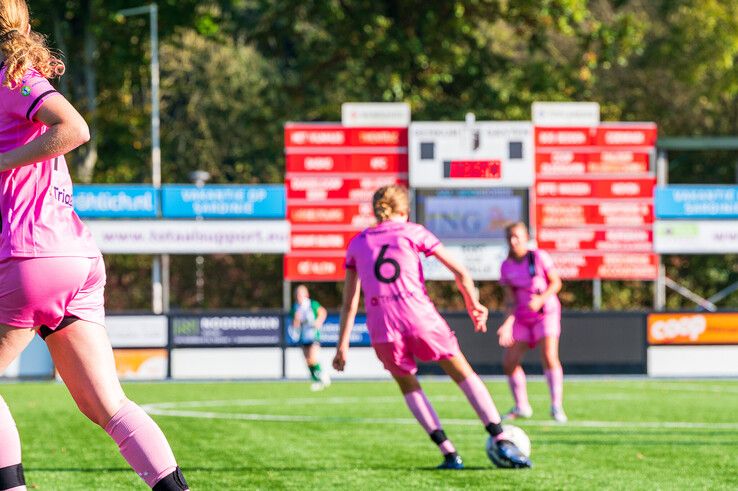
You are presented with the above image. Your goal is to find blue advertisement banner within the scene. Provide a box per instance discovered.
[655,186,738,219]
[74,185,158,218]
[286,314,371,347]
[172,314,282,346]
[162,185,285,218]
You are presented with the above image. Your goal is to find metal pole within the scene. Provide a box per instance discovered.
[592,278,602,310]
[118,4,163,314]
[162,253,170,313]
[654,149,668,311]
[150,4,163,313]
[282,280,291,379]
[150,3,161,188]
[655,261,666,311]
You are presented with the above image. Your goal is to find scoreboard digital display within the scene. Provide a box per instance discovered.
[444,160,501,179]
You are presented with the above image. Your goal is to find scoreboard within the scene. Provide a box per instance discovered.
[409,122,534,188]
[533,123,659,280]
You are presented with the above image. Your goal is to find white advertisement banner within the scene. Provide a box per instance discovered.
[422,243,508,280]
[341,102,411,127]
[409,121,534,188]
[654,220,738,253]
[532,102,601,126]
[87,220,289,254]
[106,315,168,348]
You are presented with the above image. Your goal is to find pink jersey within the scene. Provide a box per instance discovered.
[500,249,561,321]
[0,65,98,258]
[345,220,445,344]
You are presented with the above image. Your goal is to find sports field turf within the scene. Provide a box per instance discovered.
[2,378,737,490]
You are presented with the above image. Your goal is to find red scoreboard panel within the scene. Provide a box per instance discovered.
[533,122,657,280]
[284,123,408,281]
[549,252,659,280]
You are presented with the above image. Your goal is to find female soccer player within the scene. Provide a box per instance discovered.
[0,2,188,489]
[291,284,330,391]
[333,185,531,469]
[497,221,567,423]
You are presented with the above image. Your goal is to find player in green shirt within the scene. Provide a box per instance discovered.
[291,285,330,390]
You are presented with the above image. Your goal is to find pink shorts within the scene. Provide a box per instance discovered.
[0,255,106,332]
[373,326,461,376]
[513,312,561,348]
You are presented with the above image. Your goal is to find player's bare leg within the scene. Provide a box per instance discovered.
[303,343,329,390]
[502,342,532,419]
[440,353,531,468]
[45,320,189,490]
[440,354,506,431]
[541,335,566,422]
[0,326,35,491]
[392,373,462,469]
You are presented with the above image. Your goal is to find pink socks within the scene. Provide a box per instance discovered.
[104,400,181,489]
[545,366,564,408]
[0,396,25,491]
[403,390,456,455]
[458,374,502,426]
[507,367,532,411]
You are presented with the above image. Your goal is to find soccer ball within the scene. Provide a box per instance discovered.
[486,424,531,468]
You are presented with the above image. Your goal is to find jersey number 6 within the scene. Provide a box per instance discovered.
[374,245,401,283]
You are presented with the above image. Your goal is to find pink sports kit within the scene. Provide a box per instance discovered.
[345,220,460,375]
[499,249,562,347]
[0,65,102,333]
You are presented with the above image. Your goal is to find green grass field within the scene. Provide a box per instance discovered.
[2,378,737,490]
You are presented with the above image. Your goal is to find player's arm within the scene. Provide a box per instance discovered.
[432,244,489,333]
[497,286,516,348]
[0,95,89,171]
[333,269,361,371]
[529,265,562,312]
[315,305,328,329]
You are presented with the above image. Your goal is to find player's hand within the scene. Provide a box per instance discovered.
[528,295,544,313]
[467,302,488,333]
[497,318,515,348]
[333,347,347,372]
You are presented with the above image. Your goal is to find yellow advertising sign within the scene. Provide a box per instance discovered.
[648,313,738,345]
[113,349,167,379]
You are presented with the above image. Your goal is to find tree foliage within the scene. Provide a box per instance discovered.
[24,0,738,310]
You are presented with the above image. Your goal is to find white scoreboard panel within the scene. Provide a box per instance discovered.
[409,121,534,188]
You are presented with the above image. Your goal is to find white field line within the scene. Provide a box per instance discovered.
[141,397,738,431]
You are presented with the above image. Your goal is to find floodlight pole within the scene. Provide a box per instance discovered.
[118,4,165,313]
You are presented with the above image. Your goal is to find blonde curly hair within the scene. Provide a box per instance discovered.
[0,0,64,89]
[372,184,409,222]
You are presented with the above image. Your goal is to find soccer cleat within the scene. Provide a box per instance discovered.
[310,382,325,392]
[494,440,532,468]
[551,405,568,423]
[320,372,332,389]
[502,406,533,421]
[436,453,464,470]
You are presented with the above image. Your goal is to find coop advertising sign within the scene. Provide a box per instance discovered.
[654,220,738,254]
[161,185,285,218]
[655,186,738,219]
[74,185,158,218]
[172,314,282,346]
[648,313,738,345]
[86,220,289,254]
